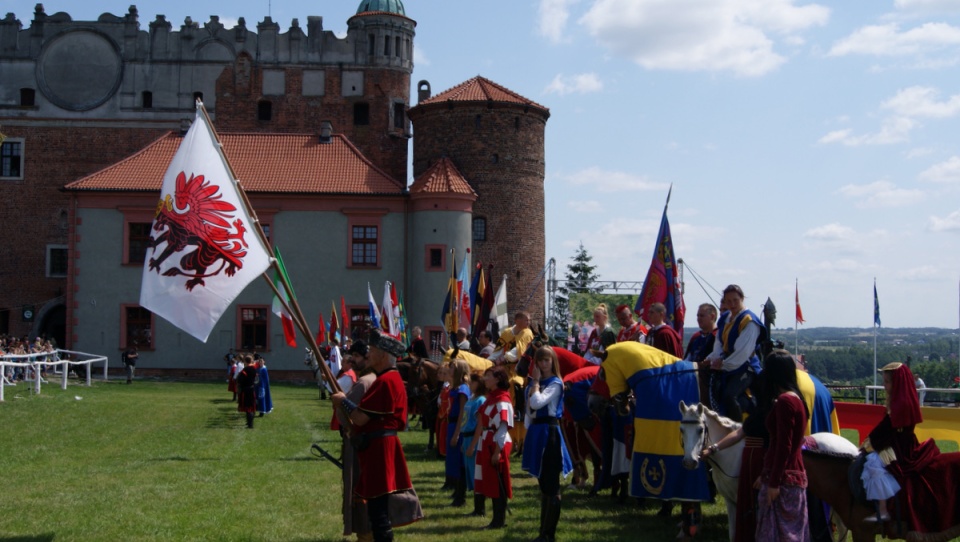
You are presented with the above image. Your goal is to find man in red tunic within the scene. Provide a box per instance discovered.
[614,304,647,343]
[644,302,683,357]
[332,330,422,542]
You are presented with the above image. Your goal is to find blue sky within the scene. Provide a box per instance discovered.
[8,0,960,328]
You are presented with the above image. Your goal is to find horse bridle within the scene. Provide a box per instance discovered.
[680,417,738,479]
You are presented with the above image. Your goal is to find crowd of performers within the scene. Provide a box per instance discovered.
[226,351,273,428]
[323,284,960,542]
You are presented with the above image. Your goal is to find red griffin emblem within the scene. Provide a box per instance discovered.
[148,172,250,291]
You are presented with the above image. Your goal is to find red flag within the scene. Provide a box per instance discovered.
[316,312,326,344]
[796,282,805,325]
[330,301,340,343]
[340,296,349,341]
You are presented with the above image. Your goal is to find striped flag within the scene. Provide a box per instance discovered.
[634,186,684,338]
[490,275,509,331]
[457,251,472,332]
[441,251,459,333]
[271,247,297,348]
[367,283,381,330]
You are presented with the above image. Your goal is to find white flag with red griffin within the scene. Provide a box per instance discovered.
[139,105,271,343]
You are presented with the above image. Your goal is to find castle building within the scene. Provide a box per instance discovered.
[0,1,547,373]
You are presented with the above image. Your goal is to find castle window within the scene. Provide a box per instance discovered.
[475,115,482,129]
[395,36,401,58]
[354,103,370,126]
[368,34,376,56]
[193,91,204,104]
[20,88,35,107]
[406,39,412,59]
[515,117,521,131]
[425,244,446,272]
[384,35,391,56]
[46,244,68,278]
[0,139,24,179]
[393,102,405,130]
[472,217,487,242]
[258,100,272,121]
[142,91,153,109]
[491,153,499,164]
[122,305,154,350]
[126,222,152,264]
[351,225,379,267]
[238,306,269,351]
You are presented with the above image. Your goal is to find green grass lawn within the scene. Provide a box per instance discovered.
[0,379,745,541]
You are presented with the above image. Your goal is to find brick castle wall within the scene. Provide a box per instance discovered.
[410,104,547,325]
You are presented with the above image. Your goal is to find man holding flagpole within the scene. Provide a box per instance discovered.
[332,330,423,542]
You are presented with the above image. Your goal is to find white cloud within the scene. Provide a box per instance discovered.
[919,156,960,182]
[929,209,960,231]
[544,73,604,95]
[571,200,604,212]
[837,180,925,208]
[894,0,960,14]
[881,86,960,118]
[904,147,934,158]
[538,0,579,43]
[219,17,240,29]
[894,265,941,280]
[413,47,431,67]
[817,116,916,146]
[564,166,668,192]
[828,22,960,58]
[804,223,857,241]
[578,0,829,77]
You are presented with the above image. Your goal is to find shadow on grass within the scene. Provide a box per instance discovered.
[205,405,245,429]
[149,456,218,462]
[0,535,56,542]
[208,398,235,404]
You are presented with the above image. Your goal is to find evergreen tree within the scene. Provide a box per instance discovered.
[551,243,603,337]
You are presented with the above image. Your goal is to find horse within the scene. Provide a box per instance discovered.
[562,365,604,491]
[678,401,743,542]
[403,356,441,449]
[585,342,712,539]
[678,401,960,542]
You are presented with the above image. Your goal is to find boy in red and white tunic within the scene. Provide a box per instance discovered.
[473,367,514,529]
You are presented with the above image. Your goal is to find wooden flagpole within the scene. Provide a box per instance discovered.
[195,101,341,394]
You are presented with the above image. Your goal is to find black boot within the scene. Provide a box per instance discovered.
[532,494,549,542]
[450,477,467,507]
[485,497,506,529]
[440,476,453,491]
[466,493,486,517]
[246,412,254,429]
[544,494,561,541]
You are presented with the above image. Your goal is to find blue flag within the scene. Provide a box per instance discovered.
[873,282,881,327]
[634,187,685,338]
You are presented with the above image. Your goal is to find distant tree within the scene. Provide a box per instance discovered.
[564,242,602,295]
[552,243,602,340]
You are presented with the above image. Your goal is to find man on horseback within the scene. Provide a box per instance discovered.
[490,312,534,367]
[705,285,763,422]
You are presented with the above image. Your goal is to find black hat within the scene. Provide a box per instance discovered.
[348,339,369,357]
[369,330,405,358]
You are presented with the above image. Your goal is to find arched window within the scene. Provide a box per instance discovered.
[142,91,153,109]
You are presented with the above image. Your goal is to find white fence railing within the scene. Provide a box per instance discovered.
[0,349,109,402]
[864,385,960,406]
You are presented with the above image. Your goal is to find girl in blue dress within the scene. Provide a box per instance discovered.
[522,347,573,541]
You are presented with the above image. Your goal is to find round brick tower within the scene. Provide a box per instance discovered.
[408,76,550,325]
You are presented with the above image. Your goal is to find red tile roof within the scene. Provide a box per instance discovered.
[64,132,405,195]
[416,76,548,112]
[409,157,476,198]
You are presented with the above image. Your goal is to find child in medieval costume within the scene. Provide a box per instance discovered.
[474,367,514,529]
[522,346,574,542]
